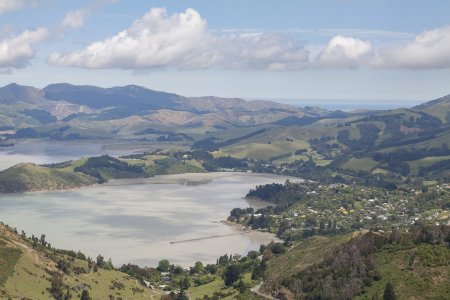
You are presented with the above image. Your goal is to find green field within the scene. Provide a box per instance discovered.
[213,140,309,161]
[187,272,254,300]
[0,247,22,286]
[343,157,379,172]
[408,155,450,174]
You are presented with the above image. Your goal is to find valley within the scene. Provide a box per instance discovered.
[1,83,449,184]
[2,2,450,299]
[0,84,449,300]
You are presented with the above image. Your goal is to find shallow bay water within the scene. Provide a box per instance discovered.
[0,140,165,171]
[0,172,296,267]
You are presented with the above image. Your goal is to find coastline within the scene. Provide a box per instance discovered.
[0,171,303,194]
[0,172,289,267]
[222,220,282,245]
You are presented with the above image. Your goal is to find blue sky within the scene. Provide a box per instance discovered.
[1,0,450,107]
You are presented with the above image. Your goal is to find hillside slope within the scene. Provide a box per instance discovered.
[0,83,326,136]
[1,82,450,179]
[260,227,450,300]
[0,163,96,193]
[414,93,450,123]
[0,154,207,193]
[0,222,162,299]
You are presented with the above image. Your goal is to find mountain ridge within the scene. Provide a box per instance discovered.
[1,82,450,180]
[0,82,331,133]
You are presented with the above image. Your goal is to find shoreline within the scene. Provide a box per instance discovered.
[0,172,286,267]
[222,220,282,245]
[1,171,303,195]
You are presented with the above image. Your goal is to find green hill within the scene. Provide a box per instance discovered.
[414,93,450,123]
[203,100,450,180]
[0,222,162,299]
[260,227,450,300]
[1,82,449,180]
[0,154,207,193]
[0,162,95,193]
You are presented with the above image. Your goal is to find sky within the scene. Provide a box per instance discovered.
[1,0,450,108]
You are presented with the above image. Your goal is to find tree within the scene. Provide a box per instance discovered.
[105,258,114,270]
[251,262,264,280]
[218,254,229,265]
[223,264,242,286]
[180,276,190,290]
[96,254,104,268]
[383,282,396,300]
[87,256,93,269]
[56,259,69,274]
[80,290,91,300]
[193,261,204,273]
[173,265,183,275]
[49,274,65,300]
[157,259,170,272]
[236,279,246,293]
[40,234,47,247]
[271,243,286,255]
[205,264,218,274]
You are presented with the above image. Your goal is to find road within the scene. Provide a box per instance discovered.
[250,281,278,300]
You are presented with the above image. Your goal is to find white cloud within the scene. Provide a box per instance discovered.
[61,0,117,30]
[51,8,206,69]
[62,9,90,29]
[377,26,450,69]
[209,32,309,70]
[49,8,309,71]
[48,7,450,71]
[0,0,25,15]
[0,0,114,71]
[0,0,39,15]
[0,27,49,68]
[317,35,373,68]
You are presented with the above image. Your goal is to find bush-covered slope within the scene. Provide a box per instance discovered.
[260,226,450,300]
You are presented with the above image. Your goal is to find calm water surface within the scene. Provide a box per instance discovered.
[0,173,295,267]
[0,140,168,171]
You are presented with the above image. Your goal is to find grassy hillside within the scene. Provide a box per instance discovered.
[356,243,450,299]
[2,83,449,180]
[213,140,308,161]
[201,101,450,181]
[264,234,349,281]
[0,83,329,139]
[0,222,162,299]
[171,225,450,300]
[260,227,450,300]
[414,94,450,123]
[0,162,95,193]
[0,154,208,193]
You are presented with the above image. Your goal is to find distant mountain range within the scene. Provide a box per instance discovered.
[0,83,328,134]
[1,82,449,179]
